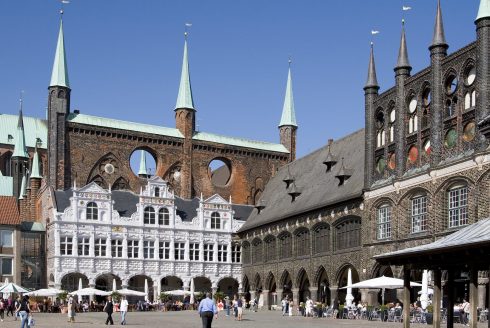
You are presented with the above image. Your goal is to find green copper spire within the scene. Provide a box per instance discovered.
[12,100,29,159]
[50,19,70,88]
[279,63,297,127]
[396,20,411,70]
[138,150,148,177]
[18,174,27,200]
[30,145,42,179]
[477,0,490,21]
[175,36,195,110]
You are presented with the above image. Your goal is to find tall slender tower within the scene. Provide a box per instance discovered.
[174,32,195,199]
[11,100,29,199]
[364,43,380,189]
[476,0,490,148]
[394,20,412,178]
[47,14,71,190]
[278,61,298,162]
[429,0,448,165]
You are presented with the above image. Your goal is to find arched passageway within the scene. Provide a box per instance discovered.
[61,273,88,292]
[316,267,331,306]
[337,266,360,305]
[217,277,239,298]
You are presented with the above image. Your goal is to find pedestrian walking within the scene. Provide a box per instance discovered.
[198,292,217,328]
[67,296,75,323]
[288,300,293,316]
[15,295,31,328]
[103,296,114,325]
[120,296,129,325]
[0,297,5,322]
[237,297,243,321]
[224,297,231,317]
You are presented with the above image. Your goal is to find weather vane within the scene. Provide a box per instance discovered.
[60,0,70,16]
[184,22,192,39]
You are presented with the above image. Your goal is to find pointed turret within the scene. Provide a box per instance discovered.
[50,19,69,88]
[30,145,42,179]
[18,174,27,200]
[476,0,490,22]
[175,37,195,111]
[12,104,28,159]
[365,43,379,89]
[396,20,411,70]
[138,150,148,178]
[431,0,447,48]
[279,61,298,162]
[279,65,297,128]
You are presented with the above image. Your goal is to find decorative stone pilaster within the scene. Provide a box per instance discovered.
[310,287,318,303]
[276,288,283,307]
[291,288,299,307]
[478,278,488,309]
[330,285,338,305]
[262,289,270,310]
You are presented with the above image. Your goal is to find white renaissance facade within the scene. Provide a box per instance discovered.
[47,176,245,300]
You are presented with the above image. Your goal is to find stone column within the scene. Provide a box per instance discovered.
[330,285,338,306]
[447,270,455,328]
[291,288,299,307]
[478,278,489,309]
[250,290,256,302]
[227,242,232,263]
[138,236,144,259]
[367,290,378,306]
[433,269,442,328]
[276,288,283,307]
[470,267,478,328]
[262,289,270,310]
[360,288,370,304]
[310,287,318,303]
[403,267,410,328]
[153,285,159,303]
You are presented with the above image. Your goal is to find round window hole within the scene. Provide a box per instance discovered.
[130,149,157,178]
[209,159,231,187]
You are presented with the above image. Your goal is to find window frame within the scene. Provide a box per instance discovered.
[0,258,13,275]
[211,212,221,230]
[217,244,228,262]
[159,241,170,260]
[94,238,107,257]
[144,206,156,225]
[0,230,13,247]
[377,205,392,240]
[448,185,469,228]
[60,236,73,256]
[204,243,214,262]
[143,240,155,259]
[174,242,185,261]
[231,244,241,263]
[411,195,428,233]
[111,239,123,258]
[158,208,170,226]
[86,202,98,220]
[313,224,330,254]
[127,240,139,259]
[189,242,200,261]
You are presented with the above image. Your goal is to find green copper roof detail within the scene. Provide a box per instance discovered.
[0,176,13,196]
[12,108,28,158]
[279,66,297,127]
[0,114,47,149]
[396,20,411,69]
[50,19,70,88]
[193,131,289,153]
[175,39,195,110]
[138,150,147,176]
[477,0,490,21]
[30,146,42,179]
[19,174,27,200]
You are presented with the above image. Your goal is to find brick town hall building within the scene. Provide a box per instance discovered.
[238,0,490,310]
[0,14,297,297]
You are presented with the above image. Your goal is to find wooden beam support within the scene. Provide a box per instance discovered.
[433,269,441,328]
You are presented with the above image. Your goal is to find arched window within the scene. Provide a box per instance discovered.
[211,212,221,229]
[252,239,262,263]
[448,185,468,228]
[377,205,392,240]
[264,236,276,262]
[411,195,427,233]
[144,206,156,224]
[154,187,160,197]
[278,232,292,259]
[375,111,385,148]
[86,202,98,220]
[388,108,396,143]
[334,217,361,250]
[313,224,330,254]
[242,242,251,264]
[158,208,170,225]
[295,229,310,257]
[408,97,418,134]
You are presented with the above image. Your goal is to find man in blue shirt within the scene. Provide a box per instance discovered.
[198,293,218,328]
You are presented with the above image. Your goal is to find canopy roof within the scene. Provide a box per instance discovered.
[342,276,422,289]
[116,288,146,297]
[0,282,30,293]
[25,288,65,297]
[375,218,490,270]
[69,287,111,296]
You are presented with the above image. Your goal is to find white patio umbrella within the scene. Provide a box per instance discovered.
[190,278,195,305]
[144,279,149,302]
[418,288,434,295]
[420,270,429,310]
[112,279,117,292]
[165,289,191,296]
[117,288,146,297]
[69,287,111,297]
[345,268,354,307]
[0,283,30,294]
[25,288,65,297]
[342,275,423,305]
[78,278,83,291]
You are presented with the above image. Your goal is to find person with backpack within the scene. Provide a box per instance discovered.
[103,296,114,325]
[15,295,31,328]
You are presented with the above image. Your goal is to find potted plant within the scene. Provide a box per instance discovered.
[111,291,122,303]
[425,305,434,324]
[338,305,344,319]
[379,304,389,321]
[213,291,225,303]
[159,292,170,303]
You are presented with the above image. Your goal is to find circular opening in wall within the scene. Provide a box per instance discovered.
[463,122,476,142]
[423,89,431,107]
[445,75,458,95]
[376,157,386,174]
[465,66,476,86]
[208,158,231,187]
[444,129,457,149]
[130,149,157,178]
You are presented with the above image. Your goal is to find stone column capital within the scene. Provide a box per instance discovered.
[478,278,489,285]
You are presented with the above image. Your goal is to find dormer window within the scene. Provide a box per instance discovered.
[287,183,301,202]
[335,158,352,186]
[211,212,221,229]
[255,200,266,214]
[86,202,98,220]
[322,139,337,172]
[154,187,160,197]
[283,167,294,188]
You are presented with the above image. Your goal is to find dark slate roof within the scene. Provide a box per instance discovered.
[54,189,252,222]
[375,218,490,260]
[238,129,365,233]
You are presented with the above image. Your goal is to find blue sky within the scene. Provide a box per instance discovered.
[0,0,479,158]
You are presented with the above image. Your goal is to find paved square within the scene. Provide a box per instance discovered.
[0,311,486,328]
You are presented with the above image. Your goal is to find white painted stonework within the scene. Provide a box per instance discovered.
[47,176,244,298]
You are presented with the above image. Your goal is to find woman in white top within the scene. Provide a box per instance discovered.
[120,296,129,325]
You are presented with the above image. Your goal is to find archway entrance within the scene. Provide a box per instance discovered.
[161,276,183,292]
[337,266,360,304]
[297,269,310,303]
[95,274,122,291]
[280,271,293,301]
[128,275,153,301]
[265,273,277,310]
[217,277,239,298]
[374,265,395,305]
[61,273,88,292]
[242,276,251,302]
[316,267,331,306]
[194,276,212,293]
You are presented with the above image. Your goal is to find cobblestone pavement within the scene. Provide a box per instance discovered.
[0,311,486,327]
